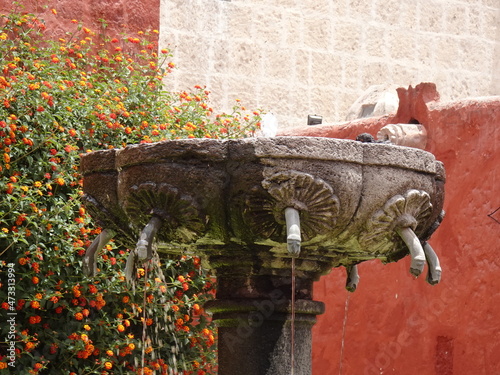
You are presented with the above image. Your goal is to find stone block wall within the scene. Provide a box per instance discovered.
[159,0,500,128]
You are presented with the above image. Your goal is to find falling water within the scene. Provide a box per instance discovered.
[291,256,296,375]
[338,293,350,375]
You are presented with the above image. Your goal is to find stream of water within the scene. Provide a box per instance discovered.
[291,256,296,375]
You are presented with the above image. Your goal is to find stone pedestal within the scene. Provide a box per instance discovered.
[205,275,324,375]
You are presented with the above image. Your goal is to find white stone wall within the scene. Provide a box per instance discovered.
[159,0,500,128]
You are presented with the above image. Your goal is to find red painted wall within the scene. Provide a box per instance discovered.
[283,83,500,375]
[0,0,159,39]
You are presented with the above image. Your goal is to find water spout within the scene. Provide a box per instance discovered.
[423,242,442,285]
[346,265,360,292]
[285,207,301,256]
[396,227,426,277]
[83,228,116,276]
[136,215,163,261]
[124,215,163,284]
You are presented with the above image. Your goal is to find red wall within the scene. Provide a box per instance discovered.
[284,83,500,375]
[0,0,159,39]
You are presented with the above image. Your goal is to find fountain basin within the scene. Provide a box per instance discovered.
[82,136,444,279]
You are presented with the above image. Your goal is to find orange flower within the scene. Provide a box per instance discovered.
[104,362,112,370]
[193,303,201,313]
[74,312,83,321]
[31,276,39,285]
[117,324,125,332]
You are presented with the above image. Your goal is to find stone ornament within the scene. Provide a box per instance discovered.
[376,123,428,149]
[360,189,441,282]
[124,182,205,244]
[122,182,204,281]
[244,171,340,242]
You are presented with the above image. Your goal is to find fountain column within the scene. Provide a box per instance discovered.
[205,274,324,375]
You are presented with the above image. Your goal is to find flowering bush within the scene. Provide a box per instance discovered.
[0,3,260,374]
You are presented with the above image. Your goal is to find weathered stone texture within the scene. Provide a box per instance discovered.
[160,0,499,128]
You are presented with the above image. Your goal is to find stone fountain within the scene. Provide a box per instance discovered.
[80,136,445,375]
